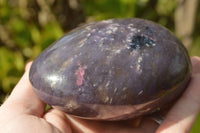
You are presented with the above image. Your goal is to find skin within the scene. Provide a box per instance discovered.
[0,57,200,133]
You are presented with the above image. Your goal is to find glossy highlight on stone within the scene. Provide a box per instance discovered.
[29,18,191,121]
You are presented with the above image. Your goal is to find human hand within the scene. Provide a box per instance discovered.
[0,57,200,133]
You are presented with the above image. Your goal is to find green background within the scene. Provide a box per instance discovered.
[0,0,200,132]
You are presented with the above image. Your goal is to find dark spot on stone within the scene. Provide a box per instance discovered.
[145,26,153,36]
[129,35,155,50]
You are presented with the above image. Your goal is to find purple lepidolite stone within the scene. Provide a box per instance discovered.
[29,18,191,120]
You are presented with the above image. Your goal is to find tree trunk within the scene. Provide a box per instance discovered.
[175,0,199,49]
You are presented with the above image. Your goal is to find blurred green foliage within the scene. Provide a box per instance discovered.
[0,0,200,132]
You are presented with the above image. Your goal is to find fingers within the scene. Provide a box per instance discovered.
[44,109,72,133]
[1,62,46,117]
[139,118,159,133]
[65,115,140,133]
[65,115,158,133]
[156,57,200,133]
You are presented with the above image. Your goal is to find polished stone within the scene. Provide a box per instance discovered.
[29,18,191,120]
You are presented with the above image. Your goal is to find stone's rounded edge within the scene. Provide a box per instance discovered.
[29,18,192,120]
